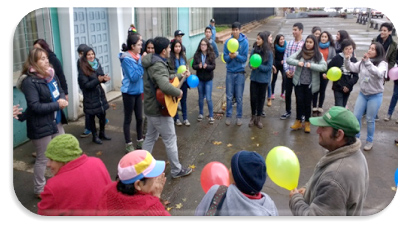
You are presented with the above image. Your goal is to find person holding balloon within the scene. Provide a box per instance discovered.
[371,22,398,121]
[223,21,249,126]
[328,39,359,107]
[287,35,327,133]
[192,38,216,124]
[289,106,369,216]
[312,31,336,117]
[345,42,388,151]
[248,32,273,129]
[195,151,279,216]
[168,39,190,126]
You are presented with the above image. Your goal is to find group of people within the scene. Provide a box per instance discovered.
[12,16,397,216]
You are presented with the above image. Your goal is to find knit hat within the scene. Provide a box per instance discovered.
[310,106,360,137]
[45,134,83,162]
[231,151,267,195]
[118,150,166,184]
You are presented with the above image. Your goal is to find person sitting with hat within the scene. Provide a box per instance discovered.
[96,150,170,216]
[195,150,279,216]
[37,134,112,216]
[289,106,369,216]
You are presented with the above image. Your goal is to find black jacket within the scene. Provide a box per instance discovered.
[328,54,359,93]
[274,49,285,69]
[78,64,109,115]
[17,73,67,140]
[49,52,68,95]
[192,53,216,82]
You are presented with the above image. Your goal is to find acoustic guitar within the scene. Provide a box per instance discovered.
[156,75,187,117]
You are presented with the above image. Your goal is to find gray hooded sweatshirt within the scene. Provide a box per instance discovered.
[195,184,278,216]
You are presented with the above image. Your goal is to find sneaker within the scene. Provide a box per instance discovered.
[236,118,242,126]
[280,93,285,99]
[197,114,203,122]
[225,117,231,126]
[280,111,291,120]
[363,141,373,151]
[375,115,380,121]
[184,119,191,126]
[261,112,266,117]
[136,139,144,149]
[105,118,109,125]
[175,119,182,126]
[208,117,214,124]
[80,129,91,138]
[270,94,275,100]
[301,115,305,123]
[172,167,193,179]
[125,142,135,153]
[384,115,392,121]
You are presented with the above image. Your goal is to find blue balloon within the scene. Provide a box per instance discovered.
[187,74,199,88]
[395,168,398,187]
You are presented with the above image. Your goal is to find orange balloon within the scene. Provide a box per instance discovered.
[200,161,230,193]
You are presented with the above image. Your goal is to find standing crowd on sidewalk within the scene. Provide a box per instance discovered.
[13,16,397,216]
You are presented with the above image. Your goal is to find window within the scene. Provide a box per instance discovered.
[13,8,53,85]
[134,8,178,40]
[189,8,212,36]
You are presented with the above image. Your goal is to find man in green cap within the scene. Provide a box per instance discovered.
[289,106,369,216]
[37,134,112,215]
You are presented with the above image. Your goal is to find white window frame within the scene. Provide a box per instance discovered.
[189,8,212,36]
[134,8,178,40]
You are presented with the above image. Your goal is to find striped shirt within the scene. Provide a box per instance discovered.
[283,38,305,74]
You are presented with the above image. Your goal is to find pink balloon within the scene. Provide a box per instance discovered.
[200,161,230,193]
[389,66,398,80]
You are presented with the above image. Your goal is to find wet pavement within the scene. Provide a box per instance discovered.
[13,16,398,216]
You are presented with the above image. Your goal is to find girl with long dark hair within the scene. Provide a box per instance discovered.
[78,47,111,144]
[345,42,388,151]
[192,38,216,124]
[271,34,287,102]
[168,40,189,126]
[287,35,327,133]
[119,34,145,152]
[248,32,273,129]
[312,31,336,116]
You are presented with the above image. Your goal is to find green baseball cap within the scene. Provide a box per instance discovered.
[309,106,360,137]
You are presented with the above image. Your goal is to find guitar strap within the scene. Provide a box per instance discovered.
[204,185,228,216]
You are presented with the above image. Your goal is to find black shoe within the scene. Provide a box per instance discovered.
[280,111,291,120]
[93,136,103,144]
[99,131,112,140]
[172,167,193,179]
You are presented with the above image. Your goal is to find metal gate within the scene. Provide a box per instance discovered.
[73,8,112,92]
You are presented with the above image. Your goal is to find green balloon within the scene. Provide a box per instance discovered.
[327,67,342,81]
[250,54,262,68]
[227,38,239,53]
[177,65,187,74]
[190,59,194,68]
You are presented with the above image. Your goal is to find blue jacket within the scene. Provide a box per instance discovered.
[249,49,273,84]
[223,33,249,73]
[119,52,144,95]
[208,24,216,42]
[210,39,219,58]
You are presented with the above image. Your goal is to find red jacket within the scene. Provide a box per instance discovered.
[37,154,112,216]
[96,181,171,216]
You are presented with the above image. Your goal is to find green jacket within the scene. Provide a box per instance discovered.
[372,36,398,70]
[142,53,183,116]
[287,50,327,94]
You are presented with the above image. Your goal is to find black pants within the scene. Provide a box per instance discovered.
[334,90,351,107]
[250,81,268,116]
[272,65,285,95]
[89,112,106,135]
[284,76,294,112]
[312,73,329,108]
[295,84,312,122]
[122,93,143,143]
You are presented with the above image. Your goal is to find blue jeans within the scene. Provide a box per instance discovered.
[226,72,245,118]
[353,92,383,143]
[198,80,214,118]
[174,83,188,121]
[388,80,398,115]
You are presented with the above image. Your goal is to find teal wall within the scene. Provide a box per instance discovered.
[13,88,28,147]
[178,8,205,61]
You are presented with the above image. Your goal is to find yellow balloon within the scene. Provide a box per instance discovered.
[326,67,342,81]
[265,146,300,190]
[177,65,187,74]
[227,38,239,53]
[221,53,226,63]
